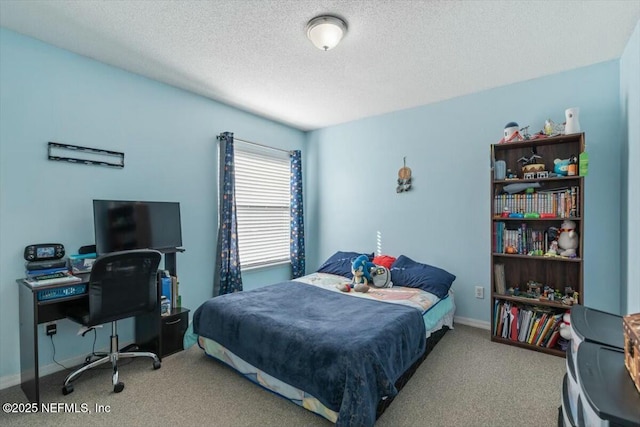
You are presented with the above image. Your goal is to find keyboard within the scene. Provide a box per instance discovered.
[24,271,82,286]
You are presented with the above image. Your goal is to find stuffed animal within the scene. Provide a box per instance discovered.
[559,311,572,340]
[352,254,376,292]
[371,266,393,288]
[334,254,376,293]
[554,158,571,176]
[557,220,579,257]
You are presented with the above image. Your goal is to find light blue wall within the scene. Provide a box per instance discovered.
[1,23,637,385]
[620,20,640,315]
[0,29,305,381]
[307,61,623,323]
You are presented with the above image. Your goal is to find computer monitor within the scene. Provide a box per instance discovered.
[93,200,182,255]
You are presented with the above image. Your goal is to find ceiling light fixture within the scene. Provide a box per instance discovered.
[306,15,348,51]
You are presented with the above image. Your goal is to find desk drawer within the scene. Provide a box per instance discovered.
[161,308,189,357]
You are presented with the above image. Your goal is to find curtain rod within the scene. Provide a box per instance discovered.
[217,134,293,154]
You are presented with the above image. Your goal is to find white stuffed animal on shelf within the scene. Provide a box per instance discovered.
[557,220,579,257]
[559,311,572,340]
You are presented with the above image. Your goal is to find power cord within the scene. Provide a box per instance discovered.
[50,334,73,371]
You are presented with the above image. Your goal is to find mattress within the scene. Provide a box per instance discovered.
[188,273,455,423]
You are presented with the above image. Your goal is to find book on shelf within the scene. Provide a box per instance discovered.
[24,271,81,286]
[501,302,511,339]
[171,275,179,308]
[546,329,561,349]
[531,313,549,345]
[510,305,519,341]
[518,310,533,342]
[494,263,505,294]
[527,315,542,344]
[25,266,69,278]
[493,300,501,335]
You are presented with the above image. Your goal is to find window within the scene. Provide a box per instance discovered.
[234,144,290,269]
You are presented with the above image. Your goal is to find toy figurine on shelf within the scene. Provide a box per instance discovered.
[561,287,578,305]
[544,119,565,136]
[540,285,556,301]
[498,122,524,144]
[518,147,545,179]
[545,240,559,257]
[527,281,542,297]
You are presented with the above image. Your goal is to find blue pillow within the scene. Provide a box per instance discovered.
[317,251,374,279]
[390,255,456,298]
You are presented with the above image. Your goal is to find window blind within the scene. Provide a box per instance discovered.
[234,146,290,269]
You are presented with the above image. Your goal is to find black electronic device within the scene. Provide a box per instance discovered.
[24,243,65,261]
[25,258,68,271]
[78,244,96,255]
[93,200,182,255]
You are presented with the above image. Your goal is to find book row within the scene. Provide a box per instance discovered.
[493,300,565,350]
[493,187,579,218]
[160,273,181,311]
[493,222,551,255]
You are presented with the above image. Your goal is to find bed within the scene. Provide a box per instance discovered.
[188,254,456,426]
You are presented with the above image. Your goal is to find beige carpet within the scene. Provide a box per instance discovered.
[0,324,565,427]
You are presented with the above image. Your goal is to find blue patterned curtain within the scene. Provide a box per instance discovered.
[290,150,305,278]
[214,132,243,295]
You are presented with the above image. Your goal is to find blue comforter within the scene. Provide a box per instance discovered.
[193,281,426,426]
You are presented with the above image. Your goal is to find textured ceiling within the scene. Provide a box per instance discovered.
[1,1,639,131]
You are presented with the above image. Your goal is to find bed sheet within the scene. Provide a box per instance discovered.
[293,272,441,312]
[293,272,454,336]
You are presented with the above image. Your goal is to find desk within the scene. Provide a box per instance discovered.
[16,275,161,404]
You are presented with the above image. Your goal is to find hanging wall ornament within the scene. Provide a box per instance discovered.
[396,157,412,193]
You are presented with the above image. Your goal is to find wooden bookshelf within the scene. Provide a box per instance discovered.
[490,133,585,357]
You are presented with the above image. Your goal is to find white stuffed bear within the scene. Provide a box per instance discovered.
[559,311,572,340]
[557,220,579,257]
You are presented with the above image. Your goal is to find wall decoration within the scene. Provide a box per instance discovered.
[47,142,124,168]
[396,157,412,193]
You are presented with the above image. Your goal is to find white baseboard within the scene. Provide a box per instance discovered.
[454,315,491,330]
[0,341,133,391]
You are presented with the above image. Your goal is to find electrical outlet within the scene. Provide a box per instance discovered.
[475,286,484,299]
[45,322,57,336]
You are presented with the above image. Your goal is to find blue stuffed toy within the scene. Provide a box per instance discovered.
[350,254,376,293]
[554,158,571,176]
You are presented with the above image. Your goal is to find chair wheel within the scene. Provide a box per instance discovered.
[114,382,124,393]
[62,384,74,395]
[153,361,161,370]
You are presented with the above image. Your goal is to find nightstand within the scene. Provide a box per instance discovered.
[161,307,190,357]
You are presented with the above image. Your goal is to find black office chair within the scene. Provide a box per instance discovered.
[62,249,162,395]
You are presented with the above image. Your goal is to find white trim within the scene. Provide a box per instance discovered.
[454,315,491,330]
[0,341,132,391]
